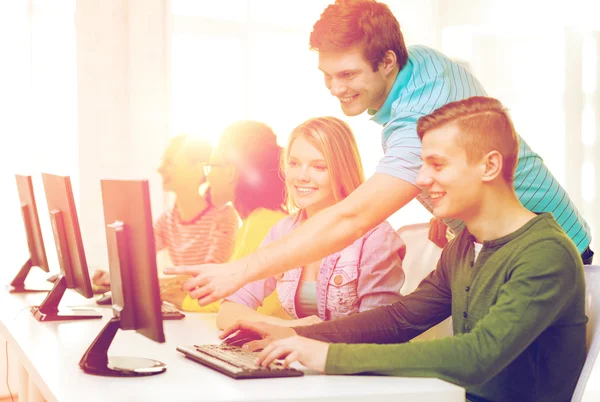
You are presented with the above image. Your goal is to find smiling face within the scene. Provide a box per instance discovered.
[416,123,484,221]
[318,47,391,116]
[285,136,336,217]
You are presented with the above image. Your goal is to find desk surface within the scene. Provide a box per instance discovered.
[0,275,464,402]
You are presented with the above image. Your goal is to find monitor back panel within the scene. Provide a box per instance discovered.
[15,174,49,272]
[41,173,93,298]
[101,179,164,343]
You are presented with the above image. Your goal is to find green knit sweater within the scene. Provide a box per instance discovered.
[296,213,587,402]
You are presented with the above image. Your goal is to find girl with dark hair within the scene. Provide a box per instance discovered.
[174,121,289,317]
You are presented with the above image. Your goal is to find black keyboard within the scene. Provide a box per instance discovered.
[161,301,185,320]
[176,344,304,379]
[96,291,184,320]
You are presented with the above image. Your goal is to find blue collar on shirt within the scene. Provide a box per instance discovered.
[368,59,414,126]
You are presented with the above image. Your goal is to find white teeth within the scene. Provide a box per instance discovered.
[296,187,317,193]
[430,192,445,199]
[339,94,357,103]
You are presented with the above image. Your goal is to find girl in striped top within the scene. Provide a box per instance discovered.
[154,135,238,267]
[92,135,239,290]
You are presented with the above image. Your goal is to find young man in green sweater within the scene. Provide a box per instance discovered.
[220,96,587,402]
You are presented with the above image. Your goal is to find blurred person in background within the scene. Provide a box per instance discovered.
[162,121,290,317]
[92,134,239,303]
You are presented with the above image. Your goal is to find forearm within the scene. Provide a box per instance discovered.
[297,268,451,343]
[217,301,289,330]
[238,174,419,284]
[325,337,482,387]
[295,303,424,344]
[240,204,365,284]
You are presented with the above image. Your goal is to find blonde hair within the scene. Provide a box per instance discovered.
[283,117,365,213]
[417,96,519,182]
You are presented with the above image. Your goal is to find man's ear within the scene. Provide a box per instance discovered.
[379,50,397,76]
[481,150,503,182]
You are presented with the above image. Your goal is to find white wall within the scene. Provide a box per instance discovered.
[75,0,169,271]
[439,0,600,253]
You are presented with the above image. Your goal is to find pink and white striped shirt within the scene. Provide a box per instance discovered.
[154,203,239,266]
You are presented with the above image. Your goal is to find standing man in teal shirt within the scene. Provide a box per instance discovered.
[222,97,587,402]
[165,0,592,306]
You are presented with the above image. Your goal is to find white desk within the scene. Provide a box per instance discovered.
[0,284,465,402]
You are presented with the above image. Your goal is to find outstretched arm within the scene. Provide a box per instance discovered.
[165,174,420,305]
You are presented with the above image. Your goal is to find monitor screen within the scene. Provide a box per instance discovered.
[41,173,94,298]
[30,173,101,321]
[9,175,52,293]
[15,174,49,272]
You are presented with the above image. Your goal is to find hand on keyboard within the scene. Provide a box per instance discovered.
[161,301,185,320]
[256,335,329,373]
[177,344,304,379]
[159,278,188,309]
[221,329,264,349]
[219,321,296,352]
[91,270,111,294]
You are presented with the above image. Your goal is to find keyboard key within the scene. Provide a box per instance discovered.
[176,344,304,379]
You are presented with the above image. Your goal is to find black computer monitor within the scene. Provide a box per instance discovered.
[30,173,102,321]
[9,175,52,293]
[79,179,166,376]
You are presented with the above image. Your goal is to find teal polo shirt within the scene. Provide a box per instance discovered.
[370,45,591,253]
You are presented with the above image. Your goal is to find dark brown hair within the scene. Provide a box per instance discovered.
[218,121,286,217]
[310,0,408,71]
[417,96,519,182]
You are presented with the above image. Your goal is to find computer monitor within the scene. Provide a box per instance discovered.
[9,175,52,293]
[30,173,102,321]
[79,179,166,376]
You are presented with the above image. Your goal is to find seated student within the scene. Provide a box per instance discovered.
[92,134,239,289]
[221,97,587,402]
[217,117,405,329]
[163,121,290,316]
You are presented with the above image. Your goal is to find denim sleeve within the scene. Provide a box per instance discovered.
[223,277,277,309]
[295,256,452,344]
[356,222,406,311]
[223,226,277,308]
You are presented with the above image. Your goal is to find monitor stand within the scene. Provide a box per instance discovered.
[7,258,51,293]
[79,317,166,377]
[30,275,102,321]
[8,204,52,293]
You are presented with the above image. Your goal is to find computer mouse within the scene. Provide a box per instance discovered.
[96,291,112,305]
[221,329,263,349]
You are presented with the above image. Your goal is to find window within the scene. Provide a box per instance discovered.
[0,1,76,274]
[168,0,440,229]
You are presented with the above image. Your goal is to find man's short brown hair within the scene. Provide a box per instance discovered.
[417,96,519,182]
[309,0,408,72]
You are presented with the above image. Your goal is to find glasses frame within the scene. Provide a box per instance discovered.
[202,163,228,176]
